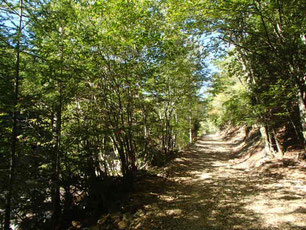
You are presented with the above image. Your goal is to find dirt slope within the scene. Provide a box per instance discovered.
[122,134,306,230]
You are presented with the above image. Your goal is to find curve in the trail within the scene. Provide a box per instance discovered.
[130,134,306,230]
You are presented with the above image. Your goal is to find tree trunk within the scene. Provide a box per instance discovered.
[51,33,64,229]
[298,91,306,142]
[260,125,277,157]
[189,104,192,144]
[174,111,178,149]
[51,91,62,230]
[273,128,283,158]
[4,1,23,229]
[189,116,192,144]
[267,128,278,158]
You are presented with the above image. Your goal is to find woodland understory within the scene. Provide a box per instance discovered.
[0,0,305,229]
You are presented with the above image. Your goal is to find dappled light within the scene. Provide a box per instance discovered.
[1,0,305,229]
[127,134,306,230]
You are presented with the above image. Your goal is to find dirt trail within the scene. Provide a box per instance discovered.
[130,134,306,230]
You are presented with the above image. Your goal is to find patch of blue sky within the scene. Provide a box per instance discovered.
[197,32,229,97]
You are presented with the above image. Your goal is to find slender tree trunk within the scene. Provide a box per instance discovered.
[51,85,62,230]
[112,136,128,177]
[143,111,148,155]
[189,116,192,144]
[298,92,306,142]
[260,125,270,157]
[286,108,304,146]
[272,128,283,157]
[51,33,64,229]
[4,1,23,229]
[174,111,178,149]
[266,128,275,156]
[189,104,192,144]
[143,112,147,137]
[166,113,171,153]
[260,125,277,157]
[158,108,165,152]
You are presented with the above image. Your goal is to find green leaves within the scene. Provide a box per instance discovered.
[0,0,209,228]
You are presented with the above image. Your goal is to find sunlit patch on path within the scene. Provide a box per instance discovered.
[130,135,306,230]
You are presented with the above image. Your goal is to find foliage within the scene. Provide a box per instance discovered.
[0,0,205,229]
[207,54,255,128]
[1,0,305,229]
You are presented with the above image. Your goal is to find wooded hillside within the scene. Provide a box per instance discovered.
[0,0,305,229]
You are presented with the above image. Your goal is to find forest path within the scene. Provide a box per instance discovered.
[130,134,306,230]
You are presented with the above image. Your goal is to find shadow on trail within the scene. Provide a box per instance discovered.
[131,135,306,230]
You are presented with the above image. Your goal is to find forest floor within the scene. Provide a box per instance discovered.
[93,132,306,230]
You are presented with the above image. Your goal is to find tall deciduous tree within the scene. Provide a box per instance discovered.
[0,0,205,228]
[173,0,305,154]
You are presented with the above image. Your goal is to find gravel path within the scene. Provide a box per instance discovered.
[130,134,306,230]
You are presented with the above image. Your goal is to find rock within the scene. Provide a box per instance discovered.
[117,220,128,229]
